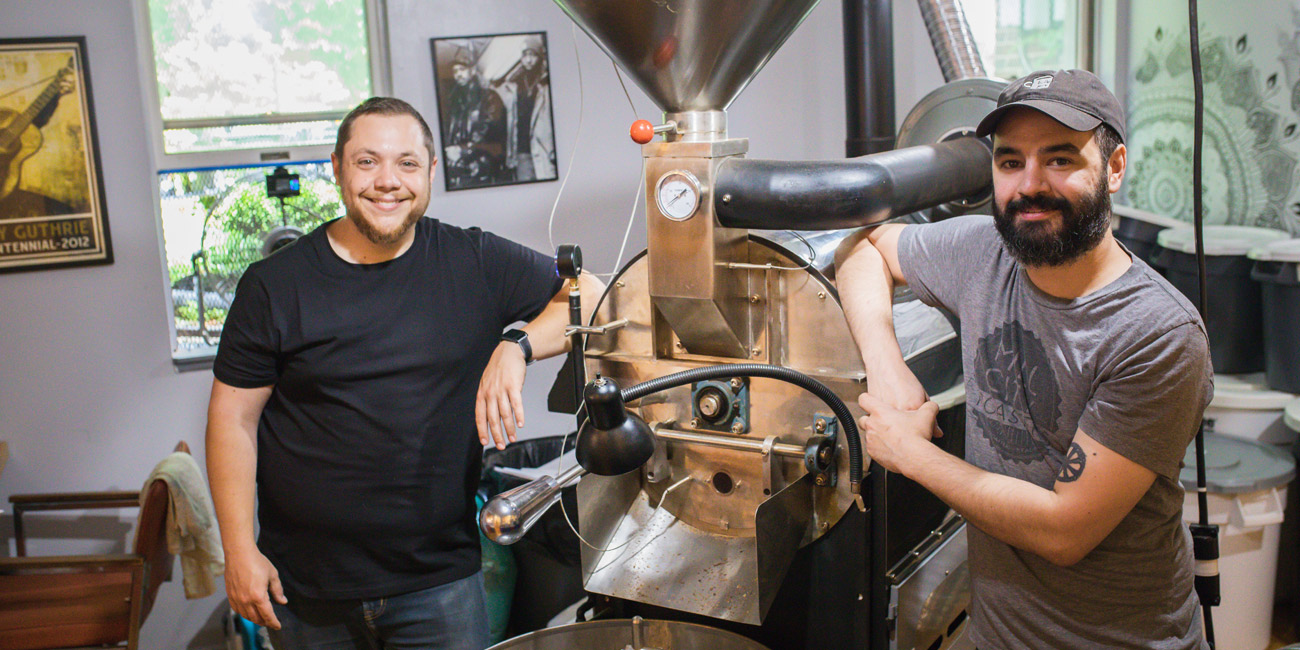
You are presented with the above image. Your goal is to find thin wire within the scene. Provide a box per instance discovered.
[555,417,691,553]
[593,156,645,280]
[547,24,587,253]
[590,61,647,280]
[614,62,638,116]
[547,27,646,281]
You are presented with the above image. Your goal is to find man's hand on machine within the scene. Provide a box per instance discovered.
[223,546,286,630]
[477,340,528,450]
[857,392,941,475]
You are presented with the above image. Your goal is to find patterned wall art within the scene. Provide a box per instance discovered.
[1127,2,1300,235]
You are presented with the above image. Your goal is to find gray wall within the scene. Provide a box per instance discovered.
[0,1,944,648]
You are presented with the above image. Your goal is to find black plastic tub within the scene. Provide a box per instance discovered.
[1112,204,1185,272]
[1250,238,1300,393]
[1154,225,1290,374]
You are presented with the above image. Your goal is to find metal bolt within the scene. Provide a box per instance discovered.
[817,291,826,300]
[731,420,745,434]
[675,341,683,349]
[722,193,732,204]
[690,418,699,428]
[814,418,827,433]
[815,475,826,486]
[750,348,761,357]
[749,294,761,304]
[820,520,829,531]
[616,280,625,288]
[729,377,744,390]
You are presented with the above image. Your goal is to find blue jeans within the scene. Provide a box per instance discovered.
[268,572,491,650]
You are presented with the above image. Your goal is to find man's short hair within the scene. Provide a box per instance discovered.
[1094,123,1122,164]
[335,97,437,164]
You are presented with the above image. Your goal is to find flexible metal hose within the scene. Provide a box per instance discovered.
[916,0,987,82]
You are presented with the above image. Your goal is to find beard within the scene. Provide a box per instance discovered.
[992,174,1112,267]
[346,200,426,246]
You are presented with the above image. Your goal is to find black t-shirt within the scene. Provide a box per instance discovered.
[213,217,561,600]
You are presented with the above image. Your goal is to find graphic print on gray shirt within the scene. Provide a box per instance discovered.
[896,215,1213,650]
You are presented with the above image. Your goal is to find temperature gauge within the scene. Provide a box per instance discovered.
[655,170,702,221]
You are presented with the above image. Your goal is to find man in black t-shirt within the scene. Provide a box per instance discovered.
[206,97,601,650]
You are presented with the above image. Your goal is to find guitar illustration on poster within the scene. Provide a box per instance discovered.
[0,57,76,210]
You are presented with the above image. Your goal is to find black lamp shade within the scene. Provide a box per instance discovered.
[575,377,655,476]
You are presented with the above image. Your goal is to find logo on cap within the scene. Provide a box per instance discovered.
[1024,76,1053,90]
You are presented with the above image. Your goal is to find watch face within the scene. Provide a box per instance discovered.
[655,170,701,221]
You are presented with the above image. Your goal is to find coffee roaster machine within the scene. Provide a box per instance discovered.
[480,1,1009,648]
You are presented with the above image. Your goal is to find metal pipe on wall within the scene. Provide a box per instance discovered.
[843,0,895,156]
[917,0,987,82]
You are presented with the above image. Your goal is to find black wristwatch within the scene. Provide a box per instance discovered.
[501,329,533,365]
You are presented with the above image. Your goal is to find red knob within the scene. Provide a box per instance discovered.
[630,119,655,144]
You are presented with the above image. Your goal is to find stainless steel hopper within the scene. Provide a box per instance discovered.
[552,0,821,114]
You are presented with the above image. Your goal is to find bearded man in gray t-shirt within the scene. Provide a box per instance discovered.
[835,69,1212,649]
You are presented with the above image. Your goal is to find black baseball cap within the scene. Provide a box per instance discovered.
[975,69,1126,142]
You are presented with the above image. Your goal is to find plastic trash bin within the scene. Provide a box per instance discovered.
[1112,204,1184,271]
[1250,238,1300,393]
[480,435,586,639]
[1203,373,1299,446]
[1181,433,1296,650]
[1155,225,1290,374]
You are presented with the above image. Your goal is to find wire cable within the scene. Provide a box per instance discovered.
[546,24,587,255]
[1187,1,1218,646]
[554,418,692,553]
[548,26,646,281]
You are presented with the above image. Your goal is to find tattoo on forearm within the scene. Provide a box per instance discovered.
[1056,443,1086,483]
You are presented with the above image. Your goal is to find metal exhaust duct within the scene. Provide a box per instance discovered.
[917,0,987,82]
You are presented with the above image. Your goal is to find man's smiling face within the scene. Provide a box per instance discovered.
[990,107,1124,267]
[331,113,436,246]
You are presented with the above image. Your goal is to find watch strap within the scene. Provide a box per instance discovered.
[502,328,533,365]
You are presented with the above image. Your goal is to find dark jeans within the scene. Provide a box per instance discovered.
[269,572,490,650]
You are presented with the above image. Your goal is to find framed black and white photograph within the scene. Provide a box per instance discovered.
[431,31,558,192]
[0,36,112,273]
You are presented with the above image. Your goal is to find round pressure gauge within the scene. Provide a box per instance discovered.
[655,170,702,221]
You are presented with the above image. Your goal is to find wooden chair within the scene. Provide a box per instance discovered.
[0,441,190,650]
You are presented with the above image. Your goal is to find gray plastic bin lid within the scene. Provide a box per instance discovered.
[1179,432,1295,493]
[1157,225,1289,256]
[1286,397,1300,434]
[1247,237,1300,263]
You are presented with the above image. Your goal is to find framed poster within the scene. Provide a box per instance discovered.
[0,36,112,272]
[431,31,558,191]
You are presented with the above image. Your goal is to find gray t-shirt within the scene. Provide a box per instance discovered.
[897,215,1212,649]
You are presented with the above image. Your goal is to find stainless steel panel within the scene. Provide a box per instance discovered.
[644,141,753,359]
[891,519,971,650]
[579,236,963,623]
[551,0,822,113]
